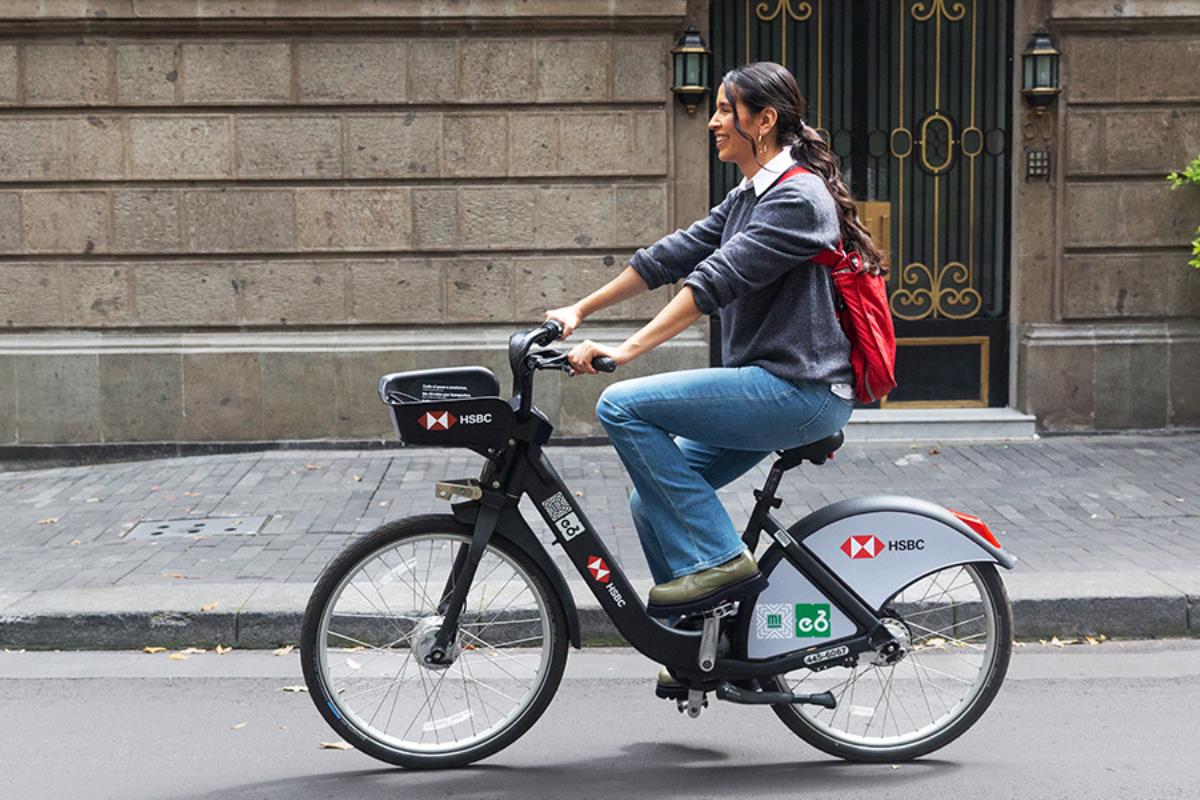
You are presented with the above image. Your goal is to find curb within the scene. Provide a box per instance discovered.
[1,572,1196,649]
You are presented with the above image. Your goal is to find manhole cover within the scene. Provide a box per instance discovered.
[126,516,269,539]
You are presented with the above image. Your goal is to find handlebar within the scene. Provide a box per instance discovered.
[509,320,617,420]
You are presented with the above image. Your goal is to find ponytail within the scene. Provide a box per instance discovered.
[789,123,887,276]
[724,62,887,277]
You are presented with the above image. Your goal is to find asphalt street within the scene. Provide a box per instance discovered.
[1,642,1197,800]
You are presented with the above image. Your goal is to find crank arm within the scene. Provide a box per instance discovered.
[715,682,837,709]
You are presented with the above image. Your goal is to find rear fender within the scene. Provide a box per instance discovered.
[451,502,582,649]
[745,496,1014,659]
[795,495,1015,612]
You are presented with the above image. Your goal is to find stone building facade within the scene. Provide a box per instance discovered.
[0,0,1196,448]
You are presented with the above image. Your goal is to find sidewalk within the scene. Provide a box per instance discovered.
[1,434,1198,648]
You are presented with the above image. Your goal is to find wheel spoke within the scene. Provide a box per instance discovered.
[771,563,1007,753]
[308,528,559,761]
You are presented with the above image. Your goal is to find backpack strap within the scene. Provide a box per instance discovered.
[768,164,853,270]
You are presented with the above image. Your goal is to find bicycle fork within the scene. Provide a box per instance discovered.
[425,491,505,666]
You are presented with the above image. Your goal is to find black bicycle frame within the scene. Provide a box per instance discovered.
[437,429,894,684]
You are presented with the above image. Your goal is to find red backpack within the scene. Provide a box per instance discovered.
[775,165,898,404]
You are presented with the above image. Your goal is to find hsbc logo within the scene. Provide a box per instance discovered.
[419,411,457,431]
[841,535,885,559]
[840,535,926,558]
[586,555,611,584]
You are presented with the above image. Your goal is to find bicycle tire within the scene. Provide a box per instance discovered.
[764,562,1012,762]
[300,514,569,769]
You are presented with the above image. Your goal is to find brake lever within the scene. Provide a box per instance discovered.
[527,349,616,375]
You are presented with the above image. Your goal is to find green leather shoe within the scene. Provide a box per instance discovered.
[655,666,686,700]
[646,551,767,618]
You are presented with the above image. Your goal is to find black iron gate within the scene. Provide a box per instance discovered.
[709,0,1013,407]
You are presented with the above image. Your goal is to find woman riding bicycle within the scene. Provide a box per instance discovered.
[545,62,884,620]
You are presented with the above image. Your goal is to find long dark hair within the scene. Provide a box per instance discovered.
[723,62,886,275]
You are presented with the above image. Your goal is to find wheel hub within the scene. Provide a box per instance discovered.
[412,616,461,670]
[867,617,912,666]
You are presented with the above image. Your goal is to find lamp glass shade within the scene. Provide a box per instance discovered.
[685,53,700,86]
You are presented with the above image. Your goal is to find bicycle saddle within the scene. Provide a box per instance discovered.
[776,430,844,470]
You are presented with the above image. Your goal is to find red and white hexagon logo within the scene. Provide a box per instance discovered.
[841,535,885,559]
[419,411,457,431]
[586,555,611,584]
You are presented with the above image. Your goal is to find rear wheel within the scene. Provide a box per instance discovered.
[767,563,1012,762]
[300,515,569,769]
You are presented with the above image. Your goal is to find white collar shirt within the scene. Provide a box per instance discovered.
[738,148,799,197]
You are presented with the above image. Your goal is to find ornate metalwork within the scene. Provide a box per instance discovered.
[911,0,967,22]
[754,0,812,22]
[890,261,983,321]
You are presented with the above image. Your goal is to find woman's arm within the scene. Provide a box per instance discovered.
[566,286,704,375]
[545,265,648,338]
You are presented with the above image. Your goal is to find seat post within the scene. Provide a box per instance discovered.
[742,459,787,551]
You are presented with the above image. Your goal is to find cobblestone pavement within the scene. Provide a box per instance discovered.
[0,434,1198,594]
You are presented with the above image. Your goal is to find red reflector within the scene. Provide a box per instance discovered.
[949,509,1002,549]
[828,452,836,460]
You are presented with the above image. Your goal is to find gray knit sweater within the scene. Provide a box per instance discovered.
[629,163,854,389]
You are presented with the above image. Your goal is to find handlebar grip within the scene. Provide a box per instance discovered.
[539,319,565,344]
[593,356,617,373]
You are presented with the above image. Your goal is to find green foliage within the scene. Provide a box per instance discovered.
[1167,155,1200,268]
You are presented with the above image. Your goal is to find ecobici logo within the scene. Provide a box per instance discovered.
[755,603,832,640]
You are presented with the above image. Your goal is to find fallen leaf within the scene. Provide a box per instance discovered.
[181,647,206,654]
[143,646,168,654]
[320,741,353,750]
[352,474,363,482]
[201,601,220,613]
[1098,634,1108,642]
[574,490,584,497]
[273,644,295,657]
[168,653,190,661]
[1050,636,1064,648]
[346,657,362,671]
[231,722,247,730]
[86,497,101,504]
[305,464,321,471]
[36,517,60,525]
[1086,636,1099,646]
[379,501,390,508]
[184,491,201,497]
[890,765,901,770]
[928,448,941,456]
[69,539,82,546]
[281,685,309,693]
[1011,641,1025,648]
[216,645,233,655]
[161,572,190,580]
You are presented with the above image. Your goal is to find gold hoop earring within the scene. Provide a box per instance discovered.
[758,134,765,154]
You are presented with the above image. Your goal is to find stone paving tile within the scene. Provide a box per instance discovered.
[1,434,1199,591]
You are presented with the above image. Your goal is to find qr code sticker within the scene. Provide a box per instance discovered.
[541,492,573,522]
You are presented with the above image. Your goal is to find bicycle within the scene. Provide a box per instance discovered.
[300,320,1016,769]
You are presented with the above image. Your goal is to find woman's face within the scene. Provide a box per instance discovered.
[708,83,774,165]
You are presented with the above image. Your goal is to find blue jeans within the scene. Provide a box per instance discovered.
[596,366,854,584]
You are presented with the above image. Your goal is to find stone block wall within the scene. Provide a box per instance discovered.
[0,1,708,445]
[1014,0,1200,431]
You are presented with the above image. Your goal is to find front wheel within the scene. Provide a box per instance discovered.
[299,515,569,769]
[767,563,1012,762]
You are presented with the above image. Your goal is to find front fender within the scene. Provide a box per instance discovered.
[452,502,582,649]
[793,495,1016,611]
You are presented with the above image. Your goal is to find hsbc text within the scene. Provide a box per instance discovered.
[888,539,926,551]
[458,414,494,425]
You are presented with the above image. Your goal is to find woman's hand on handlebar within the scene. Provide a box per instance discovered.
[543,305,583,340]
[567,340,627,375]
